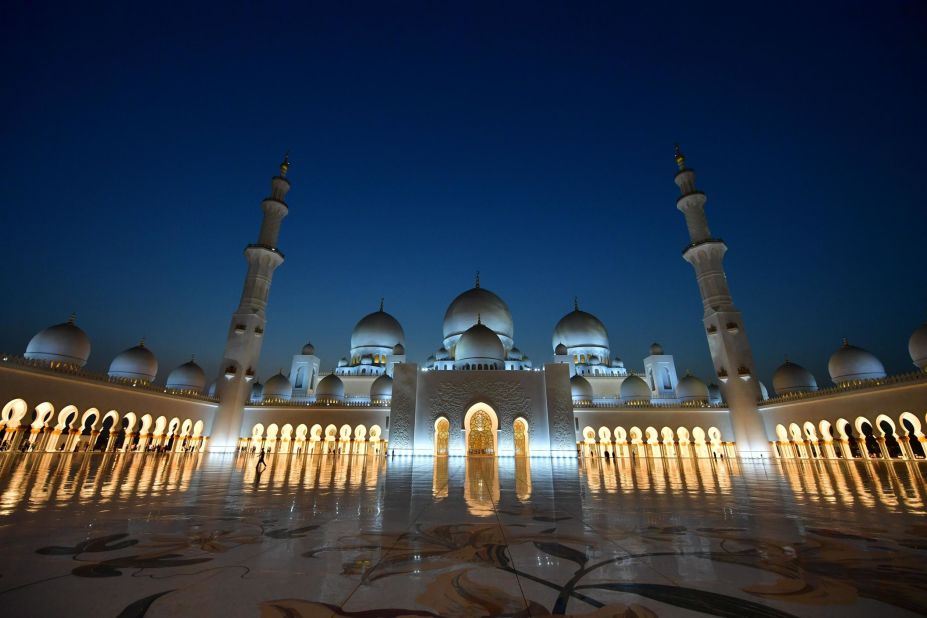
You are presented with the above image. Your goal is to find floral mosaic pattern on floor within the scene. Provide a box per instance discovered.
[0,453,926,617]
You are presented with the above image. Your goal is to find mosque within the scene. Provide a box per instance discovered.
[2,150,926,461]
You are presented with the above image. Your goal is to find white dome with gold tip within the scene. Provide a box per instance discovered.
[620,375,651,403]
[350,302,404,356]
[166,357,206,393]
[25,316,91,368]
[108,341,158,382]
[315,373,345,402]
[772,360,818,395]
[443,275,513,353]
[454,321,505,369]
[828,339,886,384]
[552,302,610,355]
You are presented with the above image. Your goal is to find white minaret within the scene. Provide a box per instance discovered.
[674,146,771,458]
[209,155,291,452]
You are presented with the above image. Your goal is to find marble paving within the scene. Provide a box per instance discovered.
[0,452,926,617]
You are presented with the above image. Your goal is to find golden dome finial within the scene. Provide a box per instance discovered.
[574,296,579,311]
[379,297,384,312]
[279,151,290,177]
[475,270,480,289]
[674,144,686,170]
[68,313,76,324]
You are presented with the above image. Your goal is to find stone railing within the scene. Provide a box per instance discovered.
[249,396,389,408]
[761,370,927,406]
[0,354,219,403]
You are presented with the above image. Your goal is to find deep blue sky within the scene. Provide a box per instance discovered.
[2,2,925,390]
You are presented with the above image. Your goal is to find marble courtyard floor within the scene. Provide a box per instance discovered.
[0,453,926,617]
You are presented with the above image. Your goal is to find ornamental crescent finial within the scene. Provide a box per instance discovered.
[674,144,686,170]
[279,151,290,177]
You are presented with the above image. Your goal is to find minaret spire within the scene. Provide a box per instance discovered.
[574,296,579,311]
[210,158,292,452]
[379,297,384,312]
[675,146,771,458]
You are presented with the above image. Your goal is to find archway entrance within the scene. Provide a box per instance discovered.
[514,418,528,457]
[465,403,497,456]
[435,417,449,456]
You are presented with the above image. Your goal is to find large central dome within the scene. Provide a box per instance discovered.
[350,306,405,353]
[443,281,514,353]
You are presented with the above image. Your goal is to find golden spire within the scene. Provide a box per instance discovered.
[279,151,290,177]
[68,313,76,324]
[674,144,686,170]
[475,270,480,289]
[139,337,146,347]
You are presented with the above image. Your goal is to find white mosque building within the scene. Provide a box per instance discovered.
[1,150,926,461]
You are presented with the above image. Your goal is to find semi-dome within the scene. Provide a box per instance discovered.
[370,373,393,400]
[350,305,405,352]
[676,373,709,403]
[554,342,568,356]
[108,341,158,382]
[166,357,206,392]
[708,383,723,405]
[649,342,664,355]
[443,282,514,352]
[552,306,610,356]
[570,375,593,402]
[620,375,651,403]
[392,343,406,356]
[315,373,345,402]
[909,322,927,370]
[828,339,886,384]
[772,360,818,395]
[454,322,505,368]
[24,316,91,368]
[301,341,315,355]
[263,371,292,401]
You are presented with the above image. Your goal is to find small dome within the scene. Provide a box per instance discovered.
[24,316,91,368]
[708,383,722,405]
[392,342,406,356]
[554,342,568,356]
[263,372,292,401]
[166,358,206,392]
[676,373,709,402]
[611,357,624,368]
[828,339,886,384]
[620,375,651,402]
[301,341,315,355]
[337,357,348,368]
[370,373,393,400]
[108,341,158,382]
[649,342,664,356]
[316,373,345,402]
[251,380,264,401]
[351,306,405,353]
[443,284,514,352]
[435,346,450,361]
[455,322,505,366]
[570,375,593,401]
[508,346,524,361]
[552,308,610,354]
[588,355,601,366]
[909,322,927,370]
[772,360,818,395]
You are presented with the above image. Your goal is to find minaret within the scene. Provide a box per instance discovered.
[674,146,771,457]
[209,154,291,452]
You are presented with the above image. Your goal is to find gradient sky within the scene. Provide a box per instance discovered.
[2,2,925,391]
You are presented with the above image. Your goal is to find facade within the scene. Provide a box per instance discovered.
[1,151,926,461]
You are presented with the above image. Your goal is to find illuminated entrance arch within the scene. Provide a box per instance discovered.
[464,403,498,456]
[435,417,450,456]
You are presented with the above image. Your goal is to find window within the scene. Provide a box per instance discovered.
[295,366,307,389]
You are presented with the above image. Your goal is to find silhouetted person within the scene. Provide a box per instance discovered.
[256,449,266,470]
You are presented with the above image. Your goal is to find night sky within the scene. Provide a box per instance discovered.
[2,2,925,390]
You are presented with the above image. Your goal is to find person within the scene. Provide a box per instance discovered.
[256,449,266,471]
[604,450,610,461]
